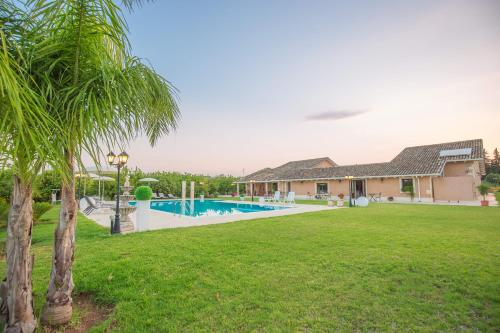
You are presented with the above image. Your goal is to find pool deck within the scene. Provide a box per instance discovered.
[87,200,339,231]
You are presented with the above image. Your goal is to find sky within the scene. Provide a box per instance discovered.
[107,0,500,176]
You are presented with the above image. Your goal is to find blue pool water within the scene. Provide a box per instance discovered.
[130,200,287,217]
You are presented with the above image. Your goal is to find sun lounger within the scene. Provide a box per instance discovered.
[272,191,281,203]
[158,193,166,199]
[81,196,99,215]
[284,192,295,205]
[167,193,176,199]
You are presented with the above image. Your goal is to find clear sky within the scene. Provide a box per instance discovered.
[112,0,500,176]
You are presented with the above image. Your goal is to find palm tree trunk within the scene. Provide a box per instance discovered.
[3,175,36,333]
[41,151,77,325]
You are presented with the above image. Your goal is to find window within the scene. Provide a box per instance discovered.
[400,178,414,192]
[316,183,328,194]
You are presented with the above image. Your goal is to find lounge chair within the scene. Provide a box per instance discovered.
[284,192,295,205]
[167,193,176,199]
[272,191,281,203]
[81,196,99,215]
[152,192,160,199]
[158,193,166,199]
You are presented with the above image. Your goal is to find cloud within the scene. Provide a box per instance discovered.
[306,109,369,121]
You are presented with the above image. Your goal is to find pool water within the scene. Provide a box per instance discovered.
[132,200,287,217]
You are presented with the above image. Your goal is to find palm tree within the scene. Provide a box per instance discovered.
[24,0,179,325]
[0,2,66,331]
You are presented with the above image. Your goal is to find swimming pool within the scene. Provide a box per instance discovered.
[132,200,288,217]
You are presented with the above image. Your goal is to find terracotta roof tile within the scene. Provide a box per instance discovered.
[238,139,484,182]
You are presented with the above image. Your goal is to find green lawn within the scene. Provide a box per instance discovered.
[1,204,499,332]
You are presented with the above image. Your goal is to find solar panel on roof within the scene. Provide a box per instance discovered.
[439,148,472,157]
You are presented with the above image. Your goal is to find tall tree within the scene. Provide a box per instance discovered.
[483,148,491,174]
[0,2,65,331]
[25,0,179,325]
[492,148,499,167]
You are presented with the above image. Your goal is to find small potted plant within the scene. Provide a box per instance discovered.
[337,193,344,207]
[134,186,153,231]
[477,183,489,206]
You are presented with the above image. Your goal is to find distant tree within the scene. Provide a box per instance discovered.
[484,149,491,174]
[493,148,500,167]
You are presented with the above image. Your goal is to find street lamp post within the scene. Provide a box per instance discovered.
[107,151,129,234]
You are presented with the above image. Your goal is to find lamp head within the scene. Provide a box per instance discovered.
[107,151,116,165]
[118,151,129,165]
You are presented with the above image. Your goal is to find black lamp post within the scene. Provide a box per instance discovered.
[107,151,129,234]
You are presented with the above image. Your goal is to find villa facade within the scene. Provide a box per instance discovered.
[237,139,485,204]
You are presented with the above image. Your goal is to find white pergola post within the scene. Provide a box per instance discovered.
[181,181,186,201]
[190,181,195,201]
[429,177,434,202]
[417,177,421,201]
[236,183,240,196]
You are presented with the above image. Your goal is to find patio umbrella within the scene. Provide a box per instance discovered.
[75,172,99,197]
[92,175,115,203]
[138,178,159,186]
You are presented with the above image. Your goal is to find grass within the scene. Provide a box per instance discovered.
[1,204,499,332]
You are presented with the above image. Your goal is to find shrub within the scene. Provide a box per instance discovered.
[485,173,500,186]
[33,202,52,222]
[0,198,9,228]
[135,186,153,201]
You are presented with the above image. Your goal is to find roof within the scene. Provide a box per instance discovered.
[238,139,484,182]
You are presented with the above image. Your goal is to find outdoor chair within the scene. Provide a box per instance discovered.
[81,196,99,215]
[167,193,176,199]
[152,192,160,199]
[158,193,166,199]
[272,191,281,203]
[284,192,295,205]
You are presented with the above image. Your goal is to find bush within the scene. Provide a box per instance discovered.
[0,198,9,228]
[33,202,52,222]
[135,186,153,201]
[485,173,500,186]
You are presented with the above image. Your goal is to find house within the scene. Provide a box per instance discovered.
[236,139,486,204]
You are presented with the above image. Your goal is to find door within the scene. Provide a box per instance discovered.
[351,180,366,198]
